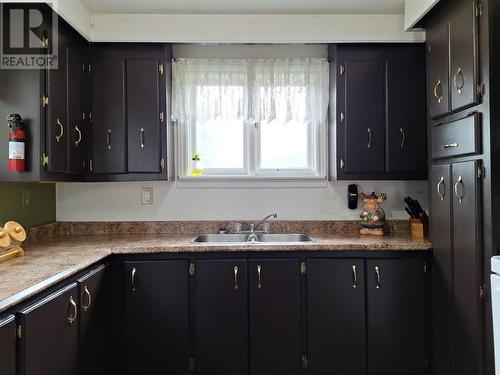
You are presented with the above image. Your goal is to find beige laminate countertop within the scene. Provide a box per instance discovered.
[0,233,431,314]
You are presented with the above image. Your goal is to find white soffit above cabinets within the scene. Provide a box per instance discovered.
[32,0,432,42]
[404,0,440,30]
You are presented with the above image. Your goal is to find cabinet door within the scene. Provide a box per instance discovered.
[427,18,450,118]
[452,160,482,375]
[46,44,68,173]
[307,259,366,375]
[78,264,111,375]
[430,163,453,375]
[195,260,248,375]
[127,59,162,173]
[386,47,427,174]
[67,45,86,174]
[0,315,16,375]
[123,260,189,375]
[366,259,426,375]
[18,283,79,375]
[249,259,301,375]
[91,59,127,174]
[341,59,385,174]
[450,1,479,112]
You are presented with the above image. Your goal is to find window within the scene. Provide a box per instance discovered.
[172,57,329,179]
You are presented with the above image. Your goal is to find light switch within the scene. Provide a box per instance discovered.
[21,188,31,208]
[141,187,153,205]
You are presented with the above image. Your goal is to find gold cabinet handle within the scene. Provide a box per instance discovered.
[257,264,262,289]
[454,175,464,203]
[352,265,357,289]
[55,118,64,143]
[234,266,239,290]
[433,79,443,103]
[74,125,82,146]
[106,129,112,150]
[437,176,445,201]
[131,267,137,292]
[400,128,405,148]
[367,128,372,148]
[444,143,458,149]
[375,266,381,290]
[82,286,92,311]
[453,68,464,94]
[67,296,77,326]
[140,128,145,148]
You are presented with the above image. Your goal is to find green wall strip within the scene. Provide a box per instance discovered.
[0,183,56,228]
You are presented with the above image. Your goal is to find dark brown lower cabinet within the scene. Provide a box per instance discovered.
[430,160,483,375]
[306,259,366,375]
[18,283,79,375]
[0,315,16,375]
[430,163,454,375]
[366,259,427,375]
[77,264,111,375]
[452,160,483,375]
[123,260,189,375]
[249,259,302,375]
[195,259,249,375]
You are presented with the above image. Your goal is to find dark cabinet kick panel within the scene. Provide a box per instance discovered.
[123,260,189,375]
[91,60,127,174]
[249,259,302,375]
[307,259,366,375]
[0,315,16,375]
[195,259,248,375]
[18,283,79,375]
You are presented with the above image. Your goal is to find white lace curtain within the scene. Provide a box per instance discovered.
[171,57,330,124]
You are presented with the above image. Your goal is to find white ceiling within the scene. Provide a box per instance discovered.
[81,0,405,14]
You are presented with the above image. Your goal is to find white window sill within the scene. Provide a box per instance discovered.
[176,175,328,189]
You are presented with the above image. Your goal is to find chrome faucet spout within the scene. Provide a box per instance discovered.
[252,213,278,232]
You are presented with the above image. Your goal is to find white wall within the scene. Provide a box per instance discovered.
[89,13,425,43]
[404,0,440,30]
[56,181,428,221]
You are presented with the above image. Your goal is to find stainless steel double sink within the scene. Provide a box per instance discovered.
[192,233,314,243]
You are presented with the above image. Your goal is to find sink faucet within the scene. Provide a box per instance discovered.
[236,213,278,234]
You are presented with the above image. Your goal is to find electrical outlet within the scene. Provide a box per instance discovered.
[141,187,153,205]
[21,188,31,208]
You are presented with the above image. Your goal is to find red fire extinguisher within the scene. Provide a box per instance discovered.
[7,114,26,172]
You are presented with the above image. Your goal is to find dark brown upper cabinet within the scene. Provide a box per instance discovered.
[427,0,480,119]
[89,44,170,181]
[18,283,79,375]
[0,315,16,375]
[332,44,427,180]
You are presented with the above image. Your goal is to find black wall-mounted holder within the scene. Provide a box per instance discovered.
[348,184,358,209]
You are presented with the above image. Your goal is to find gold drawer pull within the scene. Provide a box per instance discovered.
[257,264,262,289]
[82,286,92,311]
[433,79,443,103]
[444,143,458,149]
[74,125,82,146]
[437,176,445,201]
[375,266,381,290]
[234,266,239,290]
[454,176,464,203]
[352,265,357,289]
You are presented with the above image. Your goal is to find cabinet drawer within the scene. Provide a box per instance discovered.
[431,114,480,160]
